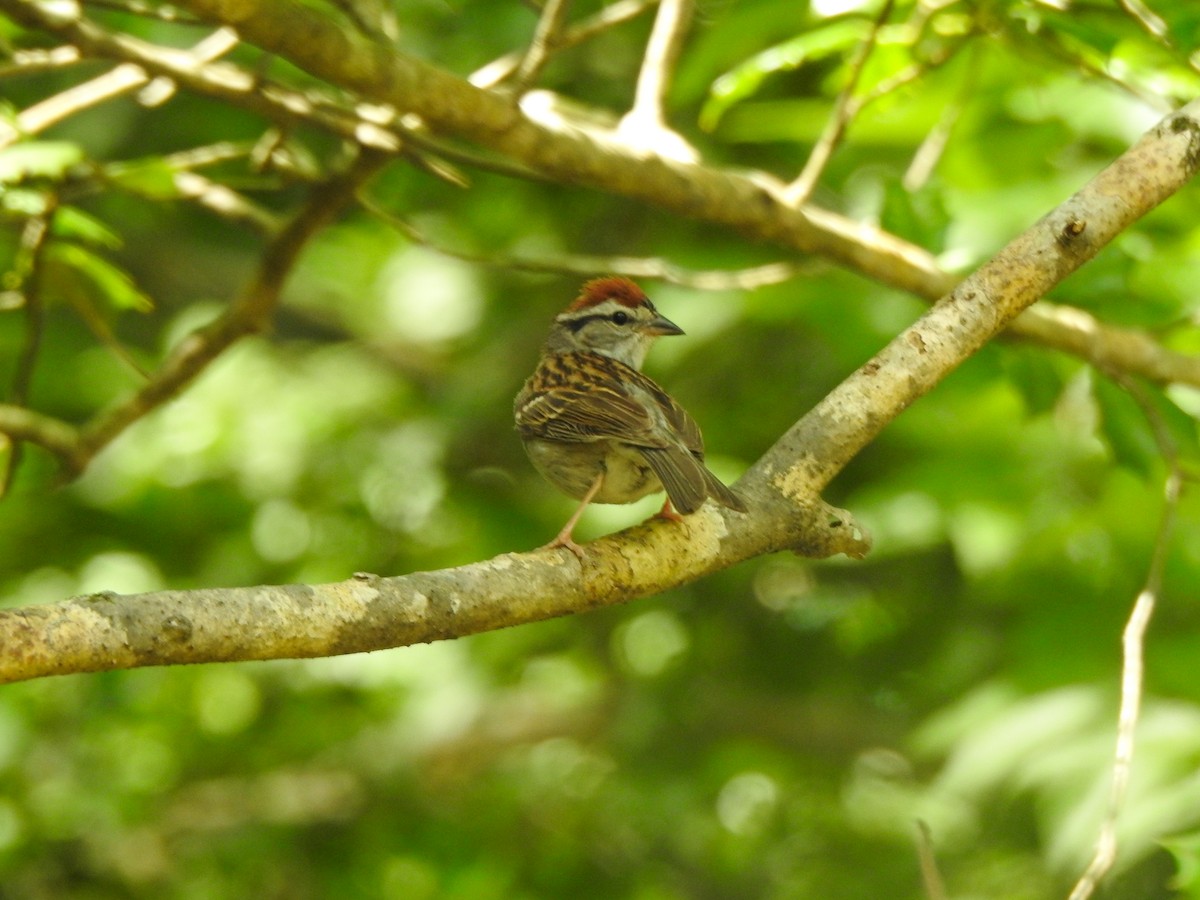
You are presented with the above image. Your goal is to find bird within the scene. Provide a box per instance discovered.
[514,276,746,558]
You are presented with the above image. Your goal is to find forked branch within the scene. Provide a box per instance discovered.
[2,100,1197,683]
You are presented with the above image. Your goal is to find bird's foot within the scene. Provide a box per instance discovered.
[539,528,587,562]
[654,498,685,523]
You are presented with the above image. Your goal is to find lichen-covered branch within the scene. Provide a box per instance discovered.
[753,100,1200,495]
[3,99,1196,683]
[0,496,864,684]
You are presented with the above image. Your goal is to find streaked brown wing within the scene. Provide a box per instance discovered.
[515,352,673,449]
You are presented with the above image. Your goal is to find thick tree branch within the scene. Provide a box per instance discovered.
[4,0,1199,388]
[3,100,1196,683]
[0,497,864,684]
[754,101,1200,495]
[148,0,1200,387]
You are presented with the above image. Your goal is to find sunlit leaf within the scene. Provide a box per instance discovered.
[1164,830,1200,898]
[0,187,50,217]
[102,157,183,199]
[0,140,83,183]
[45,243,154,313]
[52,206,123,250]
[701,19,871,131]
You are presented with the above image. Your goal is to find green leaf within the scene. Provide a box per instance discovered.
[52,206,123,250]
[102,157,183,199]
[1152,387,1200,469]
[45,243,154,313]
[701,19,871,131]
[0,187,51,217]
[1094,376,1159,476]
[0,140,84,183]
[1001,350,1066,418]
[880,180,950,253]
[1165,830,1200,898]
[1093,377,1200,477]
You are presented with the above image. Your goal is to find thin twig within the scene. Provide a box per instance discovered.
[1117,0,1169,41]
[1067,374,1183,900]
[0,44,81,77]
[470,0,654,89]
[1116,0,1200,76]
[628,0,691,130]
[616,0,694,159]
[1015,22,1174,112]
[0,4,401,151]
[1,64,147,150]
[361,198,811,289]
[904,48,980,191]
[0,405,85,469]
[2,204,56,496]
[509,0,572,95]
[80,0,204,23]
[784,0,896,206]
[171,171,283,234]
[914,821,948,900]
[72,151,389,474]
[0,29,240,151]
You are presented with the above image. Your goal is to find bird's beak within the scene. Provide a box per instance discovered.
[642,314,685,337]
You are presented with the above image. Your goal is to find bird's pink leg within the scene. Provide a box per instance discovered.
[655,497,684,523]
[541,473,604,561]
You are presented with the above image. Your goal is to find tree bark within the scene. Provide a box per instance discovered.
[2,98,1196,684]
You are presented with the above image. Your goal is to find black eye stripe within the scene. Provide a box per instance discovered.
[562,313,609,332]
[562,309,638,332]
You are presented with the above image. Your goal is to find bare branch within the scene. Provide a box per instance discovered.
[617,0,695,159]
[0,2,404,152]
[508,0,572,95]
[78,0,204,23]
[751,100,1200,496]
[66,152,389,474]
[1116,0,1200,77]
[0,157,373,475]
[1068,375,1184,900]
[171,171,283,234]
[1117,0,1169,42]
[0,494,866,684]
[1,205,55,495]
[904,49,980,191]
[470,0,655,89]
[915,821,948,900]
[2,99,1196,683]
[784,0,896,206]
[0,29,239,150]
[120,0,1197,391]
[0,43,80,76]
[5,0,1198,392]
[0,405,85,470]
[361,199,810,288]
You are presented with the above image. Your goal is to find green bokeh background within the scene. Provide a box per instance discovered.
[3,0,1200,897]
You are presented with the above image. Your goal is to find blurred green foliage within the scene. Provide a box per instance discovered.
[2,0,1200,897]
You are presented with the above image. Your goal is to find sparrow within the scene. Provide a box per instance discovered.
[514,276,745,557]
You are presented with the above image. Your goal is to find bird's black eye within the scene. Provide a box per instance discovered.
[612,310,630,325]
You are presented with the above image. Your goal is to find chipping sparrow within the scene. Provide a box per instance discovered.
[514,277,745,557]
